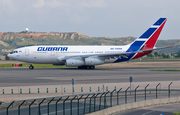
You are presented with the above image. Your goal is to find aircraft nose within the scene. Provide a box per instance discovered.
[7,54,11,58]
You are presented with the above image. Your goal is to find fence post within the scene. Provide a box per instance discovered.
[168,82,173,98]
[89,94,95,113]
[106,86,108,91]
[78,95,83,115]
[63,96,69,115]
[29,99,36,115]
[104,91,110,109]
[114,86,116,91]
[39,98,45,115]
[11,89,13,94]
[125,87,130,103]
[29,88,31,94]
[55,88,57,93]
[81,87,83,92]
[145,84,149,100]
[18,100,25,115]
[135,85,139,102]
[84,94,90,114]
[71,95,77,115]
[89,87,91,92]
[94,93,99,112]
[20,89,22,94]
[156,83,160,99]
[110,89,115,107]
[117,88,122,105]
[48,98,54,115]
[99,92,105,110]
[6,101,14,115]
[56,97,62,115]
[73,87,74,93]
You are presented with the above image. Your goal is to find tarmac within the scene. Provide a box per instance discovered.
[117,103,180,115]
[0,60,179,102]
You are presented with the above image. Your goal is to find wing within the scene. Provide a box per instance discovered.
[58,46,173,61]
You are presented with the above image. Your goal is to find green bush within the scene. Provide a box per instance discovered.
[173,111,180,115]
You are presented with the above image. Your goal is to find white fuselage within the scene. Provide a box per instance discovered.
[8,45,130,65]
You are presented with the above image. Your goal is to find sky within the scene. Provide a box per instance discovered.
[0,0,179,40]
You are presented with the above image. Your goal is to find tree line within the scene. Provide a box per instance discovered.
[147,52,180,58]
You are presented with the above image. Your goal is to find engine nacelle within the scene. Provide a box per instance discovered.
[65,58,84,67]
[85,57,104,65]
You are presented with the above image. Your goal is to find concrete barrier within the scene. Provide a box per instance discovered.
[152,98,159,105]
[138,101,145,108]
[131,102,139,109]
[169,97,178,103]
[145,100,152,106]
[86,96,180,115]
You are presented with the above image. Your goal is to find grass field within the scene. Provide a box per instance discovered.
[0,58,179,68]
[0,63,66,68]
[152,69,180,72]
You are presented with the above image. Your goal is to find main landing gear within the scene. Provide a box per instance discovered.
[29,64,34,70]
[78,65,95,69]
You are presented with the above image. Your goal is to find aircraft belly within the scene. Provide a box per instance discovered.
[104,59,116,63]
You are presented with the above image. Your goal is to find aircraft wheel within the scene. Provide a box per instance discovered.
[92,66,95,69]
[29,65,34,69]
[89,66,95,69]
[78,66,82,69]
[84,66,87,69]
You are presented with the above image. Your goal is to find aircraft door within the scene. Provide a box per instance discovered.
[51,51,55,56]
[25,49,29,56]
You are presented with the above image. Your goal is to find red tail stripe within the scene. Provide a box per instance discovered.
[144,19,167,49]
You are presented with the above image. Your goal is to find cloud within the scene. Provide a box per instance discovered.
[47,0,70,8]
[78,0,107,8]
[32,0,70,8]
[0,0,16,13]
[32,0,45,8]
[70,14,89,24]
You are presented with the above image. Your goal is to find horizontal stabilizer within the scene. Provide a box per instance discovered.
[138,46,173,53]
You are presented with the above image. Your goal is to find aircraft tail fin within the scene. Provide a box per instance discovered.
[138,18,167,49]
[126,18,167,59]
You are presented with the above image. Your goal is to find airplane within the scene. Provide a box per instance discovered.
[8,18,172,69]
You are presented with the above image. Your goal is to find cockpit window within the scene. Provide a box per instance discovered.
[10,51,18,54]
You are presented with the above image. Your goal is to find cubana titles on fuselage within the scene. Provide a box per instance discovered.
[37,47,68,51]
[8,18,172,69]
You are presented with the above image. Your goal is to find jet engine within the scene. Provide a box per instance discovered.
[85,57,104,65]
[65,58,84,67]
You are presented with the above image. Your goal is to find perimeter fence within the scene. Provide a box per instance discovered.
[0,82,180,115]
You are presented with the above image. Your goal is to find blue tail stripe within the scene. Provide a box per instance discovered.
[153,18,166,25]
[127,41,145,52]
[139,28,157,39]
